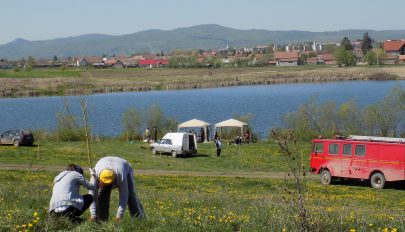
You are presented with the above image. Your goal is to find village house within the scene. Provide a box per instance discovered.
[306,57,318,65]
[103,56,125,68]
[384,40,405,63]
[34,59,63,68]
[273,51,299,66]
[138,56,169,68]
[317,53,336,65]
[76,56,104,68]
[0,59,13,69]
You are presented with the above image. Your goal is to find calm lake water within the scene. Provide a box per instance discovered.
[1,80,405,138]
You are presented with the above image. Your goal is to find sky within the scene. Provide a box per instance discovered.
[1,0,405,45]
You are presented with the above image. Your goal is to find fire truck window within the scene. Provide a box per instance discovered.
[328,143,339,155]
[314,143,323,153]
[343,144,352,156]
[355,145,366,156]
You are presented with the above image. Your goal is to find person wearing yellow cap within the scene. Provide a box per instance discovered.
[89,157,145,221]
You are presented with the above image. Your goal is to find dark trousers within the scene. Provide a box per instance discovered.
[98,171,145,221]
[51,194,93,219]
[217,149,221,157]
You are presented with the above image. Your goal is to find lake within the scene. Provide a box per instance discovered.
[0,80,404,138]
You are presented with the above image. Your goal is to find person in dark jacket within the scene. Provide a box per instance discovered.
[215,139,222,157]
[153,126,157,142]
[49,164,96,221]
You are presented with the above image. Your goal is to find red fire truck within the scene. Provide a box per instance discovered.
[310,135,405,189]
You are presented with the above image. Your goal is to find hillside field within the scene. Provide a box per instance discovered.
[0,141,404,231]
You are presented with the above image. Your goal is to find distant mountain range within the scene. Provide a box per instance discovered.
[1,24,405,59]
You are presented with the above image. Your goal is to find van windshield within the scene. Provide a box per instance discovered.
[313,142,324,153]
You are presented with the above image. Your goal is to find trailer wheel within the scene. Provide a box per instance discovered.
[370,172,385,189]
[320,169,332,185]
[171,150,177,158]
[13,140,20,147]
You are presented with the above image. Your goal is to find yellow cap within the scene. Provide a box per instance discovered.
[99,169,115,185]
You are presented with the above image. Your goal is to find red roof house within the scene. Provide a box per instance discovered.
[274,51,299,66]
[318,53,336,65]
[384,40,405,53]
[138,59,169,68]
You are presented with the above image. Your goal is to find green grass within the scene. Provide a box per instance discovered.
[0,170,403,231]
[0,141,310,173]
[0,141,404,231]
[0,69,81,78]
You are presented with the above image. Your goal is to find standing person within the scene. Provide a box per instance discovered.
[153,126,157,142]
[145,128,150,143]
[244,129,251,144]
[49,164,96,221]
[215,139,222,157]
[90,157,145,221]
[199,128,205,143]
[206,127,210,142]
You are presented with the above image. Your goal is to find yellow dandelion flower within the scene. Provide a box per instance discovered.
[28,223,33,228]
[349,229,356,232]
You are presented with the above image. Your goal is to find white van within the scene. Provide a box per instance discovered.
[150,132,197,158]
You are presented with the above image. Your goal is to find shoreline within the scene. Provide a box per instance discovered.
[0,66,404,98]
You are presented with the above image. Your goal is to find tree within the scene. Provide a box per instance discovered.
[340,37,353,51]
[333,48,356,67]
[26,56,36,70]
[364,48,385,65]
[361,32,373,56]
[299,54,308,65]
[53,55,58,62]
[337,99,362,135]
[122,108,142,140]
[363,86,405,136]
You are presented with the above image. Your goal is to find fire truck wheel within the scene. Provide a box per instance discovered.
[320,169,332,185]
[370,173,385,189]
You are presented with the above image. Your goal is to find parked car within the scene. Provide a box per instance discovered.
[0,129,34,147]
[150,132,197,158]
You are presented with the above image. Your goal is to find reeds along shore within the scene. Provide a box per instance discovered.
[0,68,400,98]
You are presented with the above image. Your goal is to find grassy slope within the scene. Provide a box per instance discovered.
[0,170,403,231]
[0,141,404,231]
[1,65,404,97]
[0,141,309,173]
[0,69,81,78]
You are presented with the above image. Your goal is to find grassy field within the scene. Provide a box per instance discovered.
[0,141,404,231]
[1,65,404,97]
[0,141,309,173]
[0,69,81,78]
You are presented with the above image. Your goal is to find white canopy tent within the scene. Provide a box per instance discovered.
[214,119,248,139]
[177,119,211,142]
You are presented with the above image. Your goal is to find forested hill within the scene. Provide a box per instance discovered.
[1,24,404,59]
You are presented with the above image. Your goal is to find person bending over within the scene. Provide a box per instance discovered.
[90,156,145,221]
